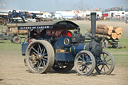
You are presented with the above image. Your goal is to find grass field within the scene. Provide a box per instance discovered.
[0,20,128,85]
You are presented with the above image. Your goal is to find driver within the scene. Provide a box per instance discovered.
[40,29,46,38]
[30,29,39,39]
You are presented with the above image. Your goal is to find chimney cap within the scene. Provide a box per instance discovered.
[91,12,96,15]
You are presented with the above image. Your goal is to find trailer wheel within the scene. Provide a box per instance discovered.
[52,61,74,73]
[26,40,55,73]
[74,50,95,76]
[114,41,121,49]
[104,40,109,48]
[12,36,21,44]
[95,51,115,75]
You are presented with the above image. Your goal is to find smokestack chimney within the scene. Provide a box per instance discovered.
[91,12,96,42]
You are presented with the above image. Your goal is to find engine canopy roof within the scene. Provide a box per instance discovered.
[18,20,79,30]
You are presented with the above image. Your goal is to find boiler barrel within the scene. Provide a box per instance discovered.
[69,43,90,54]
[68,42,102,57]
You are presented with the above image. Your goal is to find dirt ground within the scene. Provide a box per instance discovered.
[0,20,128,85]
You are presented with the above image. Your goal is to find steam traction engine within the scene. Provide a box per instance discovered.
[19,13,115,75]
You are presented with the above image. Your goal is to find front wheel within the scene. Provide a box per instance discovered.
[74,50,96,76]
[95,51,115,75]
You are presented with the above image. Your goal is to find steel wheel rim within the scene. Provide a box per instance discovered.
[27,43,48,73]
[96,52,113,74]
[75,53,93,75]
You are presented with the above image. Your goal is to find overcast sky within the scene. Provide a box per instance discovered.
[0,0,128,12]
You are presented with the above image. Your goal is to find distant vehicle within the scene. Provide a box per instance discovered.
[8,10,25,23]
[36,13,51,18]
[5,10,28,43]
[35,13,52,22]
[55,11,76,20]
[7,23,28,44]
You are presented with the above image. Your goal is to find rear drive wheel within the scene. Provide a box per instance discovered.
[26,40,55,73]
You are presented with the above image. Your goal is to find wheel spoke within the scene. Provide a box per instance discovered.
[78,65,82,70]
[41,56,47,66]
[40,58,46,67]
[41,48,43,53]
[107,59,111,62]
[103,65,105,72]
[107,63,111,65]
[84,67,87,73]
[38,44,42,53]
[37,48,40,53]
[42,49,46,55]
[82,54,85,62]
[38,60,42,71]
[100,65,104,71]
[82,65,84,71]
[31,47,39,54]
[41,58,47,61]
[43,56,48,58]
[43,53,47,56]
[44,60,46,66]
[78,61,82,65]
[82,66,86,72]
[103,53,105,59]
[103,54,108,60]
[86,65,90,70]
[33,52,37,56]
[86,60,92,64]
[97,64,101,67]
[41,47,45,54]
[79,56,83,60]
[105,64,110,70]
